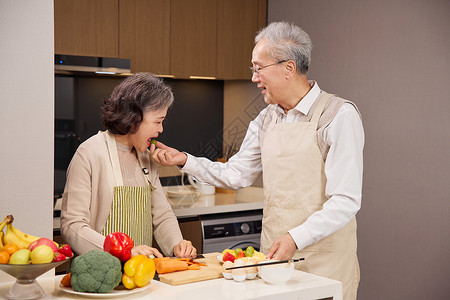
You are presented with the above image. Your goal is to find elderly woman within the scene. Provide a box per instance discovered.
[61,72,196,258]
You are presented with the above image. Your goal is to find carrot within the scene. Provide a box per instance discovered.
[60,273,71,287]
[188,264,200,270]
[153,257,171,266]
[156,260,189,274]
[172,258,207,266]
[174,258,191,262]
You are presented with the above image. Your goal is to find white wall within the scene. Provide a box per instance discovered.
[268,0,450,299]
[0,0,54,282]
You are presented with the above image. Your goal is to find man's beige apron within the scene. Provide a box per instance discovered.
[260,93,360,300]
[102,131,156,247]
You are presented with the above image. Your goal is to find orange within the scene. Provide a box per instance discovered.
[0,250,10,264]
[3,243,20,255]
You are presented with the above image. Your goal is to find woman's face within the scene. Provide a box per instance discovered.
[127,107,168,152]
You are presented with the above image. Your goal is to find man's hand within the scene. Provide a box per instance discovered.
[149,141,188,167]
[173,240,197,258]
[266,233,297,261]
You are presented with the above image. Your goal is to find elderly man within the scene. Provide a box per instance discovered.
[151,21,364,299]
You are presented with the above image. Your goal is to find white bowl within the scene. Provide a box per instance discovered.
[222,272,233,279]
[258,262,294,285]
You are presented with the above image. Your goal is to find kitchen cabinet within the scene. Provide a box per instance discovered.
[54,0,267,79]
[119,0,170,74]
[170,0,267,79]
[152,217,203,254]
[54,0,119,57]
[178,217,203,253]
[170,0,218,78]
[216,0,267,79]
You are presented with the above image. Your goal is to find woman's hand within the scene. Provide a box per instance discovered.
[131,245,163,258]
[149,141,187,167]
[173,240,197,258]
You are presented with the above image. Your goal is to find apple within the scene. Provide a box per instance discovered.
[9,249,31,264]
[30,245,54,264]
[28,237,58,253]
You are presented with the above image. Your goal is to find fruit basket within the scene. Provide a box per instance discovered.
[0,258,69,300]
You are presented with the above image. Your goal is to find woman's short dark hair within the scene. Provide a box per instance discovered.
[101,72,174,135]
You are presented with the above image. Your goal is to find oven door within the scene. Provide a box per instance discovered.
[201,211,262,253]
[203,239,260,254]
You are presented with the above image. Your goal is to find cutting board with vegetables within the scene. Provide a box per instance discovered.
[158,252,223,285]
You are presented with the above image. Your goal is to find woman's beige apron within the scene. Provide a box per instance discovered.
[260,93,360,300]
[102,132,156,247]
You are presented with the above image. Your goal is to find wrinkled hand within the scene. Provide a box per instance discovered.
[173,240,197,258]
[266,233,297,261]
[131,245,163,258]
[149,141,187,167]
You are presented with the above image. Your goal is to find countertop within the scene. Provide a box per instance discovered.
[0,271,342,300]
[54,186,264,230]
[164,186,264,218]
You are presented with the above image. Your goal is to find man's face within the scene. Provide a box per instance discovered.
[251,40,286,105]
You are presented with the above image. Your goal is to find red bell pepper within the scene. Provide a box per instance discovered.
[103,232,134,262]
[58,244,73,258]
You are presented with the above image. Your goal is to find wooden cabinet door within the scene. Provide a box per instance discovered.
[119,0,170,74]
[216,0,267,80]
[170,0,217,78]
[54,0,119,57]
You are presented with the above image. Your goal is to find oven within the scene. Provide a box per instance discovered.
[201,210,262,253]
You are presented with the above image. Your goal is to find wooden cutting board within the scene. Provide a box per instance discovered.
[158,252,223,285]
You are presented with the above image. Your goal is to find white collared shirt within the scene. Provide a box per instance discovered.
[183,81,364,251]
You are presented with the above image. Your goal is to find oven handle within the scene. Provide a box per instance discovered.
[228,241,260,251]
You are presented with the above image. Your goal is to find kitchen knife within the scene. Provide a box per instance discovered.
[225,258,305,270]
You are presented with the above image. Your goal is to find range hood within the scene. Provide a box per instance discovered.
[55,54,131,75]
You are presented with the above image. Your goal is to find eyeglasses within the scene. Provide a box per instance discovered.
[249,60,288,76]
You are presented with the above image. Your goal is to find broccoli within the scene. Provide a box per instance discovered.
[70,250,122,293]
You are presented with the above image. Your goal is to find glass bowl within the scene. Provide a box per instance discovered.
[0,258,70,300]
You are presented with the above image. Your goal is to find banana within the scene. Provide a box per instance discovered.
[0,232,4,251]
[3,215,40,249]
[0,217,7,250]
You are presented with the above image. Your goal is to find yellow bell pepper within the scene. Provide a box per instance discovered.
[122,255,156,289]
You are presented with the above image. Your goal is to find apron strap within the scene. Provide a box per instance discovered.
[106,131,124,186]
[136,152,157,191]
[310,93,334,124]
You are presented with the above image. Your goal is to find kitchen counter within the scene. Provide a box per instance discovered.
[53,186,264,230]
[163,186,264,218]
[0,272,342,300]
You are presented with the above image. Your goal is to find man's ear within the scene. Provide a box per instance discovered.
[285,60,296,79]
